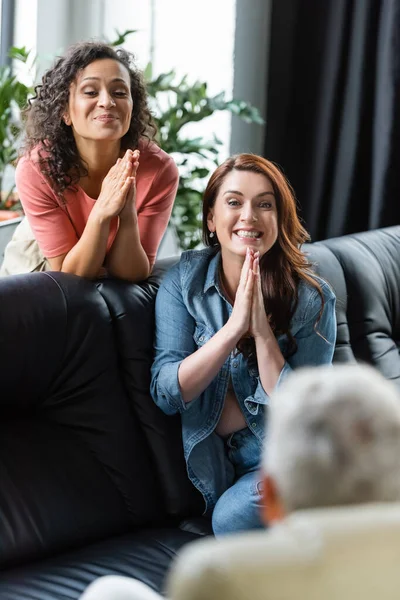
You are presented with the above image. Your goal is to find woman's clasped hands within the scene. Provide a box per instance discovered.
[93,149,139,223]
[228,247,273,342]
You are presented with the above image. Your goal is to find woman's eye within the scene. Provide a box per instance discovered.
[83,90,97,96]
[227,199,240,207]
[259,202,272,209]
[114,90,128,97]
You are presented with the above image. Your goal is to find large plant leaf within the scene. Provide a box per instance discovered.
[8,46,30,63]
[110,29,139,47]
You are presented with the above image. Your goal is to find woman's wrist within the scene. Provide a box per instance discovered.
[119,208,138,227]
[254,333,285,364]
[253,327,273,343]
[223,320,245,347]
[89,205,113,227]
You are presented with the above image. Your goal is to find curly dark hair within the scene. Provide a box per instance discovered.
[22,41,157,193]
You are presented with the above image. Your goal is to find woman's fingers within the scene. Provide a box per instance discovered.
[132,158,139,177]
[122,175,133,192]
[111,159,133,192]
[126,176,136,199]
[239,248,253,288]
[117,176,132,208]
[253,251,259,273]
[245,265,254,297]
[251,253,263,307]
[114,150,133,178]
[254,253,261,288]
[98,150,139,217]
[107,149,140,185]
[105,156,126,184]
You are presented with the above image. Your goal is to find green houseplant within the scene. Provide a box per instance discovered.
[0,34,263,247]
[0,46,32,215]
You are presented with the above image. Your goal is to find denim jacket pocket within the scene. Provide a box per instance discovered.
[193,323,214,347]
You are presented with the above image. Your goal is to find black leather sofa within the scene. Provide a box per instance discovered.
[1,225,400,600]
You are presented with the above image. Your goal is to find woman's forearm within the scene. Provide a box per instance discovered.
[106,215,150,282]
[61,212,110,278]
[254,335,285,396]
[178,323,240,403]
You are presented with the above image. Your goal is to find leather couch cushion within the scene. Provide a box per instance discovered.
[0,528,200,600]
[0,272,163,569]
[306,226,400,384]
[303,242,356,364]
[97,259,204,520]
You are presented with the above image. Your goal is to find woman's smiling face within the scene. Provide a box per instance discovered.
[64,58,133,144]
[207,169,278,261]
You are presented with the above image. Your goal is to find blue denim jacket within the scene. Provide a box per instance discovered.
[150,248,336,514]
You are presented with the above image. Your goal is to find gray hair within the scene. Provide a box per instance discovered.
[265,364,400,512]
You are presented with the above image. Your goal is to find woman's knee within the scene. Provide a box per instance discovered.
[212,475,264,536]
[212,492,232,536]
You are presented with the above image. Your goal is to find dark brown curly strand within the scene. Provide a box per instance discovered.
[202,153,325,360]
[22,41,157,194]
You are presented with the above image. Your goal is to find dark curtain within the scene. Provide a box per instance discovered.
[264,0,400,241]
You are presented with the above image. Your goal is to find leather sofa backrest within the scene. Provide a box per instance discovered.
[305,225,400,385]
[97,261,204,519]
[0,272,163,569]
[303,242,356,364]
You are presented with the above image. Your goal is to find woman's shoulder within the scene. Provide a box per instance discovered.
[298,273,336,302]
[137,138,178,173]
[160,247,216,291]
[16,145,50,174]
[294,273,336,322]
[15,149,46,184]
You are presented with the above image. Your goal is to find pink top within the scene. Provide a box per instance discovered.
[15,139,179,267]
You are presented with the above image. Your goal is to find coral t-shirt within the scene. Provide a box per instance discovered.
[15,139,179,267]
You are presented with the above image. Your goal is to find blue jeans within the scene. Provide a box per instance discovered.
[211,427,265,536]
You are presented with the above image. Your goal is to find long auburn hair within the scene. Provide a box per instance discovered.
[21,41,157,194]
[202,153,324,358]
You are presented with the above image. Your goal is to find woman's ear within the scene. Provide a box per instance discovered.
[207,210,215,234]
[262,474,286,525]
[63,113,72,126]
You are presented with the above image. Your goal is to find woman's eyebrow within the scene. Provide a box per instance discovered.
[255,191,275,198]
[223,190,275,197]
[81,77,127,83]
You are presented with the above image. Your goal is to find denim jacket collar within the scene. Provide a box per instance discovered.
[203,249,222,294]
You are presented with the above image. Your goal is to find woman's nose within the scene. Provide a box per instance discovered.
[97,91,116,108]
[240,205,257,222]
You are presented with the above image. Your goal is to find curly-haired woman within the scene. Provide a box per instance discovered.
[151,154,337,536]
[1,41,178,280]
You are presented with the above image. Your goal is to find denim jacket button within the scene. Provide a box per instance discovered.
[199,336,205,342]
[232,362,238,368]
[252,423,257,428]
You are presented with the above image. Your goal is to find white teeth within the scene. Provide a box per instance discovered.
[236,231,260,239]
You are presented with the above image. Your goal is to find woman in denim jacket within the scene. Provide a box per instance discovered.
[151,154,336,536]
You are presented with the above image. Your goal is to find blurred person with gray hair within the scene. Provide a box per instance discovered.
[80,364,400,600]
[262,363,400,523]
